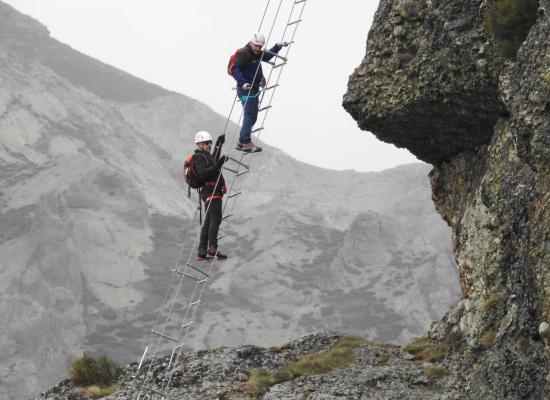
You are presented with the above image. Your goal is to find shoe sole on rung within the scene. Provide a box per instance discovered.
[239,148,262,153]
[207,254,228,260]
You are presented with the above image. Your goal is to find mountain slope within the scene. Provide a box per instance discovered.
[0,2,458,399]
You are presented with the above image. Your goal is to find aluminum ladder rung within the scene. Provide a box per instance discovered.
[217,234,226,240]
[185,263,210,278]
[228,191,242,199]
[222,213,233,221]
[174,269,202,282]
[288,19,302,26]
[228,156,249,169]
[173,343,188,352]
[151,330,178,343]
[264,84,279,91]
[176,271,208,284]
[237,170,250,177]
[272,62,287,69]
[259,105,272,112]
[265,50,288,62]
[223,166,239,175]
[252,127,264,133]
[295,0,307,3]
[189,300,201,307]
[181,321,193,329]
[167,341,190,369]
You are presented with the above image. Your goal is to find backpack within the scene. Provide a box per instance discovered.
[183,153,204,189]
[227,47,246,76]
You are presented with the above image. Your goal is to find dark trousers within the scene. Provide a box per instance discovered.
[237,88,259,144]
[199,198,222,252]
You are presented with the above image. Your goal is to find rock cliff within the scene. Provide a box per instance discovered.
[344,0,550,398]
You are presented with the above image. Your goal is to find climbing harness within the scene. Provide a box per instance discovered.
[238,90,262,103]
[132,1,308,398]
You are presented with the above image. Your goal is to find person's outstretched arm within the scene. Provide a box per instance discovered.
[262,43,284,62]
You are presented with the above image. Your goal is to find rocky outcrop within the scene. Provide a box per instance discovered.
[345,0,550,398]
[344,0,507,165]
[38,333,466,400]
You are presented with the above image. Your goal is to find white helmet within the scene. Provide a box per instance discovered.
[250,32,266,47]
[194,131,212,144]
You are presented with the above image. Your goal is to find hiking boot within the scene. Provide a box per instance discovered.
[236,142,262,153]
[207,247,228,260]
[197,249,212,261]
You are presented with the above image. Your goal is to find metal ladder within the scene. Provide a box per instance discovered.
[132,1,308,398]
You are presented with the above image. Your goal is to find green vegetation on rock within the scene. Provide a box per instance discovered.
[76,385,117,399]
[69,353,121,396]
[247,336,366,395]
[484,0,539,59]
[403,336,446,363]
[425,365,448,380]
[480,330,497,349]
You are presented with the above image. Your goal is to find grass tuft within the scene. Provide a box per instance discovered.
[76,385,117,399]
[403,336,446,363]
[425,365,448,380]
[69,353,121,390]
[247,336,365,395]
[482,291,506,311]
[480,330,497,349]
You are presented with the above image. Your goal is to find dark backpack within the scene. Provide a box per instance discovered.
[183,153,204,189]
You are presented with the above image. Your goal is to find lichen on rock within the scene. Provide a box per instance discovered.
[345,0,550,397]
[343,0,507,165]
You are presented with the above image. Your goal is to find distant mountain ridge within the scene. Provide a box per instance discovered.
[0,1,170,102]
[0,2,459,399]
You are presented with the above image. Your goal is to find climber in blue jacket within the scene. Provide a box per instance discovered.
[228,32,289,153]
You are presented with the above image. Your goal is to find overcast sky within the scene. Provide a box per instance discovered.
[4,0,419,172]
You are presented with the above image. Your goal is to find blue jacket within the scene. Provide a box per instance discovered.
[232,43,283,89]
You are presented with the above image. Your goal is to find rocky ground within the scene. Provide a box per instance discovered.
[38,332,466,400]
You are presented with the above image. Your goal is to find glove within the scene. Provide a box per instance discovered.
[276,42,290,47]
[242,83,251,91]
[216,155,229,168]
[259,77,266,88]
[216,134,225,145]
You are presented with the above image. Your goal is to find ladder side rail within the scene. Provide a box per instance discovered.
[135,267,203,392]
[133,206,201,388]
[223,2,307,222]
[134,0,308,396]
[161,0,305,393]
[137,0,287,394]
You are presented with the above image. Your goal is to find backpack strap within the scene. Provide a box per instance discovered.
[198,189,202,225]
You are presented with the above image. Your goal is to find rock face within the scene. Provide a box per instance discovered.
[345,0,550,398]
[344,0,507,164]
[0,2,459,399]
